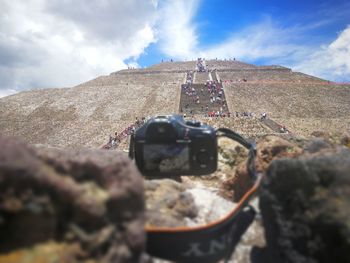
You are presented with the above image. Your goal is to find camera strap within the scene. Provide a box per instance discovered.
[129,128,262,262]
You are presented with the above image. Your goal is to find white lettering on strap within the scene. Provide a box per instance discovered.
[181,224,238,258]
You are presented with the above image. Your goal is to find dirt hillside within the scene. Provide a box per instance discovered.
[0,60,349,148]
[0,70,187,148]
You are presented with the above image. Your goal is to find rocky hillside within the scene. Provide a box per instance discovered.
[220,68,350,136]
[0,59,349,148]
[0,71,185,148]
[1,131,349,263]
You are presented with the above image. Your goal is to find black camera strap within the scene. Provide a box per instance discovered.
[129,128,262,262]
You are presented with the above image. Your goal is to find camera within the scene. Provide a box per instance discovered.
[131,115,217,176]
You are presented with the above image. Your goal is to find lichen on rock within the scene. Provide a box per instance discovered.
[0,135,145,263]
[260,142,350,263]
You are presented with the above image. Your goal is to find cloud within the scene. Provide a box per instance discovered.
[202,18,307,61]
[157,10,350,82]
[0,88,18,98]
[156,14,313,66]
[157,0,200,60]
[1,0,349,94]
[153,0,350,82]
[292,26,350,81]
[0,0,158,92]
[46,0,157,43]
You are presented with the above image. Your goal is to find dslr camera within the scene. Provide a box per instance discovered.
[131,115,217,176]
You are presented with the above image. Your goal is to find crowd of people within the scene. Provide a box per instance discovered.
[102,111,288,150]
[223,78,248,83]
[181,71,202,104]
[206,80,225,104]
[205,111,263,119]
[180,67,230,118]
[104,58,289,150]
[103,117,149,149]
[206,111,230,117]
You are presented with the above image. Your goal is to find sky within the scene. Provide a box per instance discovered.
[0,0,349,98]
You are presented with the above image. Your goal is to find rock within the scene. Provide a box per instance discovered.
[145,179,198,227]
[310,130,331,139]
[304,138,332,153]
[260,145,350,263]
[0,135,145,263]
[145,178,238,228]
[221,135,302,201]
[0,242,84,263]
[185,185,236,226]
[225,197,266,263]
[340,134,350,148]
[223,162,254,202]
[255,135,303,172]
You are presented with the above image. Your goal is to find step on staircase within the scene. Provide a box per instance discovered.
[179,73,229,116]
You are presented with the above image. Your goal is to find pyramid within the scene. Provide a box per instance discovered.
[0,59,349,148]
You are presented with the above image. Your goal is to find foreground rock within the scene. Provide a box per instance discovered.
[0,135,145,263]
[221,135,302,201]
[260,140,350,263]
[145,179,198,227]
[2,132,349,263]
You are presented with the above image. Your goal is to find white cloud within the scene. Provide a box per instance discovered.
[0,88,18,98]
[0,0,158,91]
[202,18,306,61]
[156,9,350,82]
[1,0,349,92]
[156,14,312,66]
[292,26,350,81]
[157,0,200,60]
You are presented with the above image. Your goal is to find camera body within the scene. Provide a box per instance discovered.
[133,115,217,176]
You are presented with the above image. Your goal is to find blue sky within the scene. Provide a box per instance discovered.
[0,0,349,97]
[137,0,350,77]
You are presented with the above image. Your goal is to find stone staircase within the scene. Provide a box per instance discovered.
[194,72,210,84]
[179,81,228,115]
[178,69,279,137]
[105,86,290,151]
[211,71,219,82]
[261,118,285,133]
